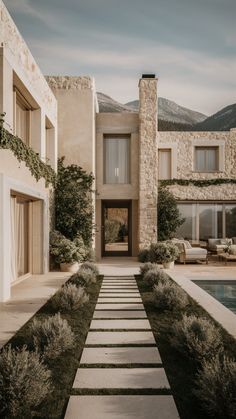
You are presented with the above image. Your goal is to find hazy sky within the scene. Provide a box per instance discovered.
[4,0,236,115]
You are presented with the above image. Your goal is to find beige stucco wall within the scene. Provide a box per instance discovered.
[95,112,139,259]
[46,76,97,174]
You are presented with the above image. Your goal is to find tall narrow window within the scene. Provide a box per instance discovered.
[195,146,219,172]
[158,149,171,179]
[104,135,130,184]
[15,92,30,145]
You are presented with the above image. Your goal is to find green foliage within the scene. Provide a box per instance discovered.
[158,119,193,131]
[0,121,55,187]
[31,312,75,359]
[105,219,120,243]
[149,241,179,263]
[158,187,185,240]
[0,345,52,418]
[51,284,89,311]
[80,262,99,276]
[50,231,83,264]
[70,267,97,287]
[194,356,236,418]
[171,315,223,362]
[139,262,157,276]
[144,266,169,285]
[138,248,150,263]
[160,178,236,188]
[55,157,94,245]
[153,281,188,310]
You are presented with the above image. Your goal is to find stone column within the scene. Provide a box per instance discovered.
[138,75,158,249]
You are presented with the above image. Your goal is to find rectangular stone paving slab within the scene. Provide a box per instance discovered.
[101,286,139,289]
[80,346,161,364]
[93,310,147,319]
[90,319,151,330]
[95,303,145,310]
[102,282,137,285]
[85,331,156,345]
[65,395,180,419]
[99,293,140,297]
[97,297,142,303]
[100,289,139,292]
[73,368,170,389]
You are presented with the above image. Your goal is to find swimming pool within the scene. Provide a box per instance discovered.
[193,280,236,314]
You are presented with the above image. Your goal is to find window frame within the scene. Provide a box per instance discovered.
[103,134,131,185]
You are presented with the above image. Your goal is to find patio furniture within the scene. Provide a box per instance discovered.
[172,239,208,264]
[207,238,232,254]
[219,253,236,265]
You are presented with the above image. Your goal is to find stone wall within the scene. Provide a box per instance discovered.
[0,1,57,123]
[159,129,236,201]
[138,77,158,247]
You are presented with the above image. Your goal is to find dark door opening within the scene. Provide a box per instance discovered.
[102,200,132,256]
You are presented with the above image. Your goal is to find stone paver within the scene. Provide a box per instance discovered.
[80,347,161,364]
[86,331,156,345]
[93,310,147,319]
[65,274,179,419]
[95,303,145,310]
[99,292,140,297]
[73,368,170,389]
[65,395,180,419]
[90,319,151,330]
[97,297,142,303]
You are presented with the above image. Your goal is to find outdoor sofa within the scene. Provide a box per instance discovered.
[172,239,208,264]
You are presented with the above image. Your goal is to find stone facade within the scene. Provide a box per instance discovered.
[159,129,236,201]
[46,76,95,91]
[138,77,158,248]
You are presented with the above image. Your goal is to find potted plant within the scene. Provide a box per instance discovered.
[50,231,81,273]
[149,242,179,269]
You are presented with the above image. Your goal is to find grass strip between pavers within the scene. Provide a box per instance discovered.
[71,388,172,396]
[136,274,236,419]
[4,274,103,419]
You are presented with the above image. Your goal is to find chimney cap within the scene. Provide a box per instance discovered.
[142,73,156,79]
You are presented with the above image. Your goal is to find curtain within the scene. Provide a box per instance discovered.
[105,137,130,184]
[10,197,28,281]
[159,149,171,179]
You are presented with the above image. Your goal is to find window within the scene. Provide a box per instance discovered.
[104,135,130,184]
[158,149,171,179]
[195,146,219,172]
[15,92,30,145]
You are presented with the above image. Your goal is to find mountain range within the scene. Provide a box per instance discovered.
[97,92,236,131]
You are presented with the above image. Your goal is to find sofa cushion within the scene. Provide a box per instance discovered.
[208,239,221,247]
[232,237,236,245]
[220,238,232,245]
[185,248,207,256]
[230,245,236,255]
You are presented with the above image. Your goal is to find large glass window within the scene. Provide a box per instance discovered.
[195,147,219,172]
[199,204,222,240]
[175,204,197,241]
[158,149,171,179]
[225,205,236,237]
[104,135,130,184]
[15,94,30,145]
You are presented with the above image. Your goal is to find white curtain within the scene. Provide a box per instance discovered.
[159,149,171,180]
[105,137,130,184]
[10,197,28,281]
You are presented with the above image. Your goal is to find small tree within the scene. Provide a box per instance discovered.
[158,187,184,241]
[55,157,94,246]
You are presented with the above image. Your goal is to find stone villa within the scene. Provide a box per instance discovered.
[1,0,236,301]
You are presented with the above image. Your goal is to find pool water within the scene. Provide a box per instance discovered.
[193,280,236,314]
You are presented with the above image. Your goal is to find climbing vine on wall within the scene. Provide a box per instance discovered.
[160,178,236,188]
[0,114,56,186]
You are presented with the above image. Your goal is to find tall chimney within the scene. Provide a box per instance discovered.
[138,74,158,248]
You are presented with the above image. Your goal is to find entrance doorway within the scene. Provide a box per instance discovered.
[102,200,132,256]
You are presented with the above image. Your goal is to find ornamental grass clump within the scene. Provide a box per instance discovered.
[80,262,99,276]
[140,262,157,277]
[194,356,236,418]
[171,314,223,362]
[144,267,169,286]
[31,312,75,359]
[52,284,89,311]
[0,345,52,418]
[153,281,188,310]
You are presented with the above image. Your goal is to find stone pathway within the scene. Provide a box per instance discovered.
[65,276,180,419]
